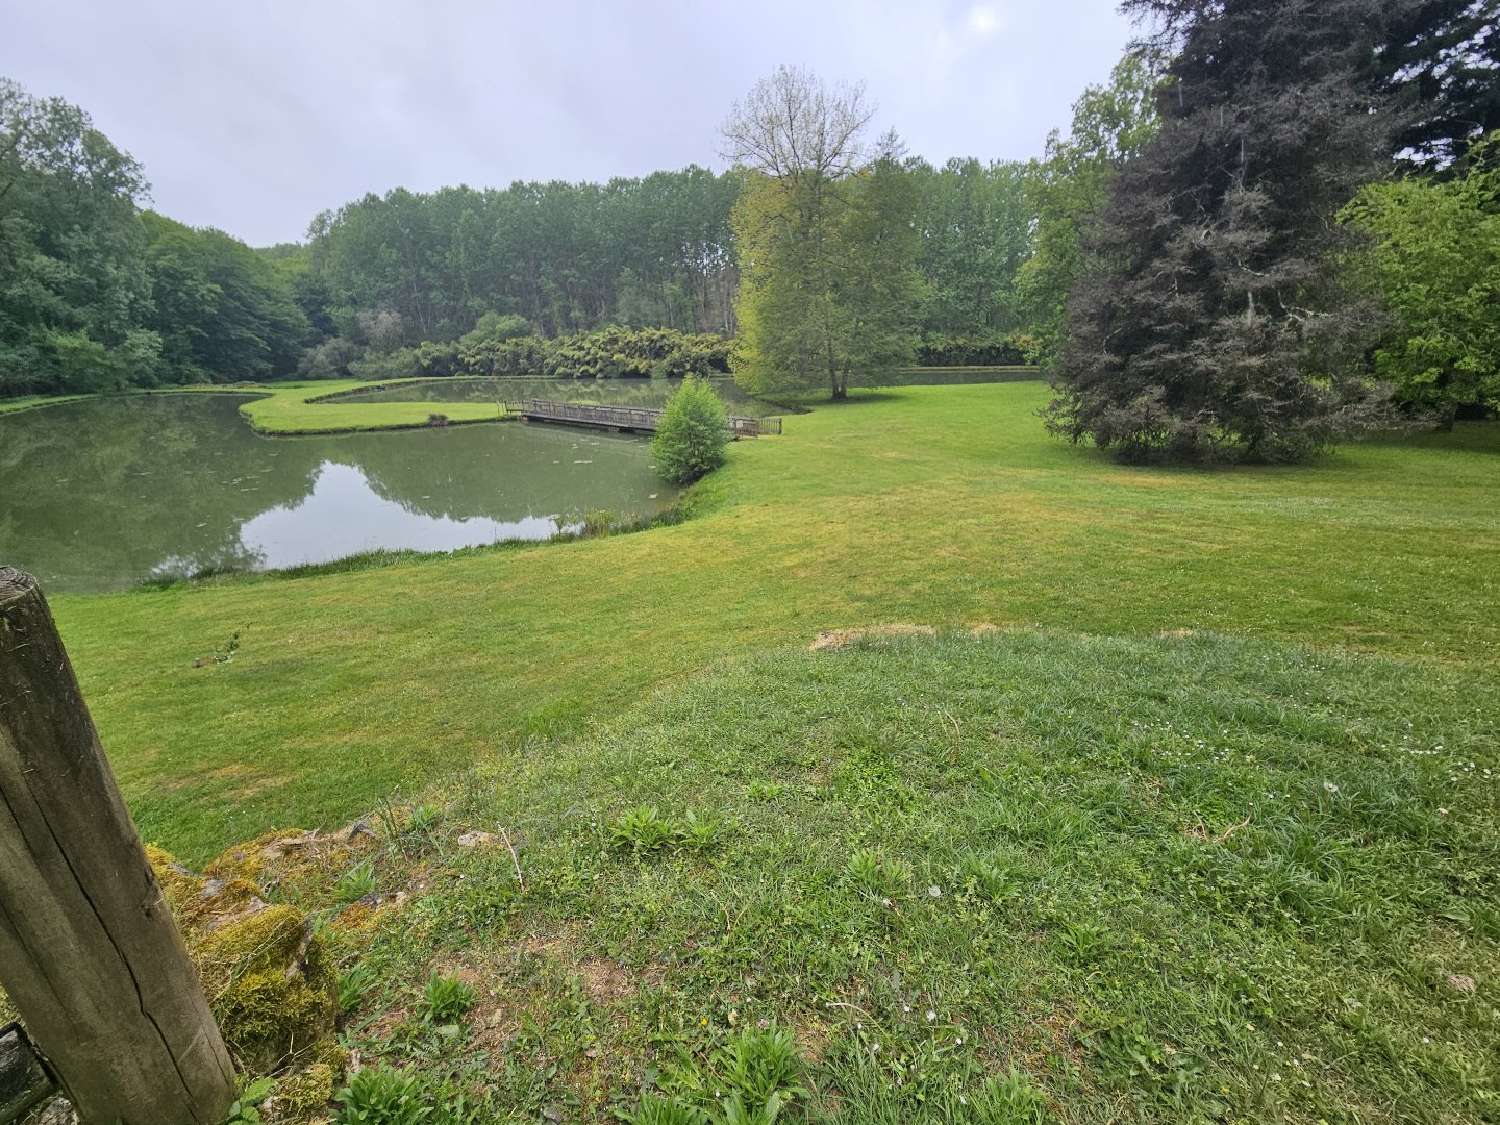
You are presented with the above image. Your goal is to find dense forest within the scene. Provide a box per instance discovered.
[0,75,1036,396]
[3,0,1498,461]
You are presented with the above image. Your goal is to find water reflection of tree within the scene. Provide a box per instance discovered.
[0,396,322,590]
[0,396,670,591]
[334,423,665,524]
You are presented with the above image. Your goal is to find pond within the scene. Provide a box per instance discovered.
[332,376,789,418]
[0,394,675,593]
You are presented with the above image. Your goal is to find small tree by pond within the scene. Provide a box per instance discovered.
[652,376,729,484]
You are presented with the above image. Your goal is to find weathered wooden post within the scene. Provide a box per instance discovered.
[0,568,236,1124]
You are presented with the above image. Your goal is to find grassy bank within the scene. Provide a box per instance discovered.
[46,381,1500,861]
[893,365,1039,384]
[0,392,91,416]
[289,630,1498,1121]
[0,379,511,433]
[237,379,510,433]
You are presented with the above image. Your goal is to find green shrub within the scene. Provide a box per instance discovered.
[451,324,729,379]
[651,376,729,484]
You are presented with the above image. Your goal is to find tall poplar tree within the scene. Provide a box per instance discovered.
[725,67,921,400]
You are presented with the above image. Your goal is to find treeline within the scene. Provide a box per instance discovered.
[327,321,731,382]
[0,80,316,395]
[7,3,1497,429]
[0,71,1040,395]
[295,157,1037,375]
[303,171,739,343]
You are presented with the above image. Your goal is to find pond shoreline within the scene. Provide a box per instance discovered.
[2,393,681,592]
[0,366,1034,433]
[127,500,691,594]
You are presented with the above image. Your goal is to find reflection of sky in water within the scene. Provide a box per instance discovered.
[238,462,561,569]
[1,394,674,591]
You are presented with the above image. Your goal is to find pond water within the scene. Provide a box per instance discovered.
[334,376,788,418]
[0,394,675,593]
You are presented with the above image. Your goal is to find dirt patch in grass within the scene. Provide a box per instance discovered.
[810,623,937,651]
[576,958,636,1005]
[793,1014,834,1064]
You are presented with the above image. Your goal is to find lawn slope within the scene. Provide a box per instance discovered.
[46,382,1500,860]
[315,630,1498,1122]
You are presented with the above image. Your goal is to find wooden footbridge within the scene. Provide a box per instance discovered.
[517,398,779,438]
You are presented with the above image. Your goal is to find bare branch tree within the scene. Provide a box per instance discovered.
[720,65,876,182]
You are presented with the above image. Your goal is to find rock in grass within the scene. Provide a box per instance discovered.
[1,1025,53,1123]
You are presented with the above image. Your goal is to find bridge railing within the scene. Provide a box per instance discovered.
[523,399,777,439]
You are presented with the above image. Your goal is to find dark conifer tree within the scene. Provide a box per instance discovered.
[1047,0,1408,462]
[1377,0,1500,171]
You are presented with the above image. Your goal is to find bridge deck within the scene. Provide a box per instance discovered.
[518,398,777,438]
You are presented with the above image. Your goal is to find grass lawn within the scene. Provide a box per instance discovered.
[46,381,1499,862]
[236,379,511,433]
[260,631,1498,1121]
[15,380,1500,1120]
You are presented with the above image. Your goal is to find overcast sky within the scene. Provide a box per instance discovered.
[1,0,1134,247]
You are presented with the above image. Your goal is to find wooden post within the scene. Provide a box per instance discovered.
[0,568,235,1124]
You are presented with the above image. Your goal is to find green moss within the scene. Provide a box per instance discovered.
[268,1062,336,1122]
[140,842,343,1095]
[204,829,294,885]
[214,967,335,1075]
[144,845,341,1077]
[188,902,334,1070]
[146,842,203,912]
[195,904,305,989]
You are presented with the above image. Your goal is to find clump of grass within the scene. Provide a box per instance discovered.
[609,805,677,853]
[958,853,1023,902]
[623,1027,805,1125]
[1057,919,1111,965]
[716,1025,805,1121]
[406,803,441,836]
[335,861,377,904]
[333,1065,430,1125]
[846,847,906,897]
[337,962,379,1013]
[422,971,476,1025]
[609,805,722,856]
[969,1068,1051,1124]
[551,504,686,544]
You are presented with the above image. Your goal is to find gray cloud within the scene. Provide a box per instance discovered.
[2,0,1134,245]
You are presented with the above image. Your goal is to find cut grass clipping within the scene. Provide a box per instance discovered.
[316,630,1496,1123]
